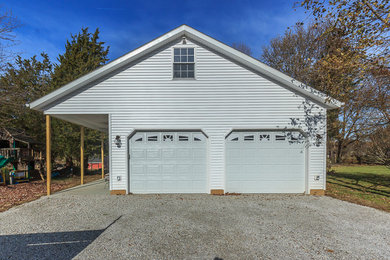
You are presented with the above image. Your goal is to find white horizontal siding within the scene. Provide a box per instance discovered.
[109,116,133,192]
[308,145,326,189]
[47,38,327,192]
[203,128,231,190]
[307,114,327,190]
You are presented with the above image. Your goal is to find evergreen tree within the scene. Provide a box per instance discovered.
[51,28,109,165]
[52,28,109,87]
[0,54,52,148]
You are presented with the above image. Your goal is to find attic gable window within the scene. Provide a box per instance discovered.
[173,48,195,78]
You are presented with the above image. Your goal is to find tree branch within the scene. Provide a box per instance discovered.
[361,0,390,27]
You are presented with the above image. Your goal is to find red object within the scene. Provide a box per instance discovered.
[88,163,102,170]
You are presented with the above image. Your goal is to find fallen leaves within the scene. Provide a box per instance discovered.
[0,175,101,212]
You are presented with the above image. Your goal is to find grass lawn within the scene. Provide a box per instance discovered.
[0,173,102,212]
[327,165,390,212]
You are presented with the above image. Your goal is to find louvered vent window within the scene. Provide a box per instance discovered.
[173,48,195,78]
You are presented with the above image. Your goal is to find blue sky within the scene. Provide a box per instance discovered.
[4,0,310,63]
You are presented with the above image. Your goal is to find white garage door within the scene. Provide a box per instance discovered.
[129,131,207,193]
[226,131,305,193]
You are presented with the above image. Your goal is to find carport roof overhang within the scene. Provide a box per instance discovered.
[41,113,107,196]
[48,114,108,132]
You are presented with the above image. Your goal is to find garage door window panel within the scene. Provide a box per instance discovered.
[179,135,189,141]
[227,134,239,142]
[244,135,255,141]
[193,133,205,142]
[288,132,305,145]
[260,134,270,142]
[132,133,144,143]
[275,134,286,141]
[147,135,159,142]
[163,134,174,142]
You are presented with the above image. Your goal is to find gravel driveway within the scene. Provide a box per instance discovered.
[0,183,389,259]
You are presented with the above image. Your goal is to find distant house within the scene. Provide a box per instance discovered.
[29,25,341,195]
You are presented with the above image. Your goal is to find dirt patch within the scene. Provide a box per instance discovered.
[0,174,101,212]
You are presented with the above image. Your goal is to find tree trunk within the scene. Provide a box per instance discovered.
[336,140,343,164]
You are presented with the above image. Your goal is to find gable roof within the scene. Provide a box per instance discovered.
[29,25,342,110]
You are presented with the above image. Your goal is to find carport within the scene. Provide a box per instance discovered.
[42,114,107,195]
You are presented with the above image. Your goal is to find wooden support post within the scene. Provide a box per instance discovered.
[46,115,51,196]
[80,126,84,185]
[101,134,104,179]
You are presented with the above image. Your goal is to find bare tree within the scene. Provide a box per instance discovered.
[231,42,252,56]
[261,22,371,163]
[300,0,390,70]
[364,66,390,127]
[0,8,19,71]
[366,126,390,167]
[260,22,324,85]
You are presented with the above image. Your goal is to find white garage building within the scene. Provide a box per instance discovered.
[30,25,341,195]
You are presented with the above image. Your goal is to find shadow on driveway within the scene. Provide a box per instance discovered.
[0,216,121,260]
